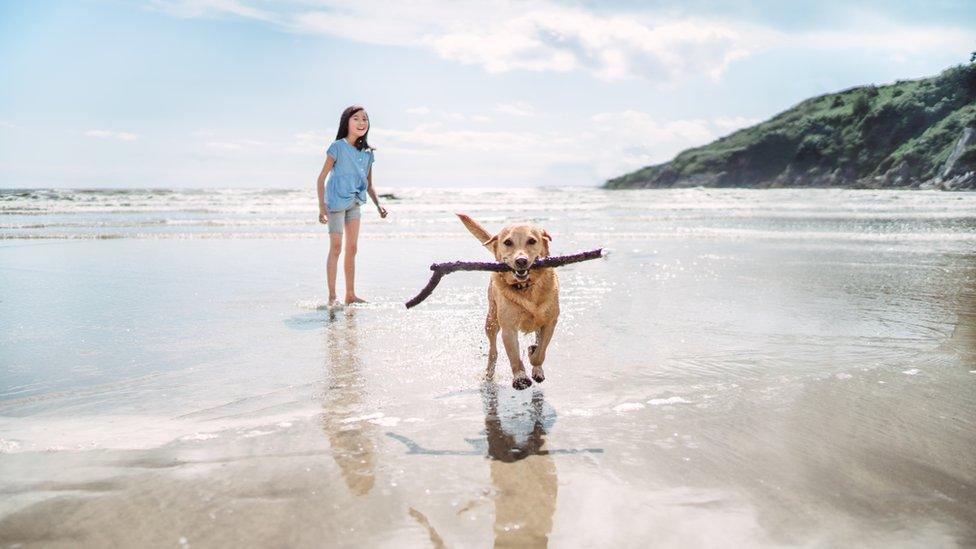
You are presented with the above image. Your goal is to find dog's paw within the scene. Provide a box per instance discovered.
[528,344,537,357]
[532,369,545,384]
[512,376,532,390]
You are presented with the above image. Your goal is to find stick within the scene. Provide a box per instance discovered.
[405,248,603,309]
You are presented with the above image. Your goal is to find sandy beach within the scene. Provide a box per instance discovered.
[1,187,975,547]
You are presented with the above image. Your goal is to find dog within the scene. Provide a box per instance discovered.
[457,214,559,390]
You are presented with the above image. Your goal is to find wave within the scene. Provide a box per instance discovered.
[2,187,974,244]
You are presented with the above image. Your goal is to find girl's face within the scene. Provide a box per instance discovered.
[347,110,369,139]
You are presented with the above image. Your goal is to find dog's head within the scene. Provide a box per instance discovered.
[487,226,552,285]
[456,213,552,284]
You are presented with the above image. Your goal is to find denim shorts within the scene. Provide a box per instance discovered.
[327,204,361,234]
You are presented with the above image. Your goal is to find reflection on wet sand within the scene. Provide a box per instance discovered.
[944,262,976,364]
[482,384,557,548]
[322,308,376,496]
[386,386,601,547]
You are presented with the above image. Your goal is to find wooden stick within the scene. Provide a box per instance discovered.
[405,248,603,309]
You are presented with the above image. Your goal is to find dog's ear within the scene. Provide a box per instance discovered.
[541,230,552,256]
[456,213,494,247]
[483,233,499,253]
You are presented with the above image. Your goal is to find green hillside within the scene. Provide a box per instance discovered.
[605,64,976,190]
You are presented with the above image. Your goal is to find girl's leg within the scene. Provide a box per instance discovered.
[327,232,343,303]
[343,218,365,303]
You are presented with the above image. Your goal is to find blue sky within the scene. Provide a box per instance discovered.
[0,0,973,188]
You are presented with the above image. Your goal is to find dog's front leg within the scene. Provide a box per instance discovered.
[485,288,499,380]
[501,326,531,390]
[528,322,556,383]
[485,315,499,380]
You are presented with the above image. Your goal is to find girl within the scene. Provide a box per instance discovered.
[316,105,388,306]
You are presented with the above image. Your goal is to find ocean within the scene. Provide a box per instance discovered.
[1,187,974,546]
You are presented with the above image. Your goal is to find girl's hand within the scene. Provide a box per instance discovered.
[319,210,328,224]
[377,205,388,219]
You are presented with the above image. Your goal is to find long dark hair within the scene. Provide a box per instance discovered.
[335,105,373,151]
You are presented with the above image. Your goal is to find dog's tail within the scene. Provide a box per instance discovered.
[456,213,494,247]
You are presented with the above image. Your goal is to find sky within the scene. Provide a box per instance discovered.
[0,0,973,188]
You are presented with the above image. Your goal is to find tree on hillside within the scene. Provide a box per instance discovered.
[852,94,871,117]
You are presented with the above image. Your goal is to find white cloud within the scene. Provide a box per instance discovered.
[199,132,324,157]
[85,130,140,141]
[0,121,15,129]
[148,0,276,22]
[712,116,762,131]
[428,8,776,81]
[375,123,568,157]
[58,108,758,188]
[361,109,751,183]
[204,141,244,151]
[494,101,535,117]
[151,1,773,81]
[152,1,972,83]
[788,11,974,58]
[405,106,494,124]
[590,111,712,143]
[152,1,973,83]
[203,137,272,152]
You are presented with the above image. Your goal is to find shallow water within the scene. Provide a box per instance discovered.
[1,188,975,547]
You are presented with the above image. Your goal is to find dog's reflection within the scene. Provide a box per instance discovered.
[322,308,376,496]
[482,383,558,548]
[388,385,602,546]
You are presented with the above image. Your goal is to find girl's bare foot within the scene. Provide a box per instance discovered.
[327,298,344,309]
[345,296,367,305]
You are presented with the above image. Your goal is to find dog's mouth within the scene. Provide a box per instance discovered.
[513,269,529,281]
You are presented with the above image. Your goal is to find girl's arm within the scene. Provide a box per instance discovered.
[366,167,388,218]
[316,155,335,223]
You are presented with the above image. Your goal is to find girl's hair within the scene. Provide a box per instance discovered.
[335,105,373,151]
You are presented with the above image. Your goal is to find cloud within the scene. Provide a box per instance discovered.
[197,132,324,157]
[590,111,713,143]
[363,110,754,182]
[151,108,760,187]
[712,116,762,131]
[151,1,774,81]
[152,1,972,82]
[494,101,535,117]
[203,138,271,152]
[148,0,276,22]
[85,130,140,141]
[405,106,494,123]
[791,23,973,58]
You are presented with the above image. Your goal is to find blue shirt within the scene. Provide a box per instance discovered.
[325,139,374,211]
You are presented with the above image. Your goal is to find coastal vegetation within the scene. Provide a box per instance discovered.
[606,60,976,190]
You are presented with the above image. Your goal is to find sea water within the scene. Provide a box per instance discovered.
[1,187,974,546]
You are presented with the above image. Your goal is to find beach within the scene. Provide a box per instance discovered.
[1,187,975,547]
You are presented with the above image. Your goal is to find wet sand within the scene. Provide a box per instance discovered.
[1,189,975,547]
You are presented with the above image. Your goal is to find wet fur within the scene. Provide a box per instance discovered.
[457,213,559,390]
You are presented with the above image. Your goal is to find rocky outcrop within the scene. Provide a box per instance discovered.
[606,64,976,191]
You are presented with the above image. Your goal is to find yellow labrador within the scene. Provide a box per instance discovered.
[457,214,559,390]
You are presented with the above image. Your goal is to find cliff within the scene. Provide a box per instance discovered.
[605,64,976,190]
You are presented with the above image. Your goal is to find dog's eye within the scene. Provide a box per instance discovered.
[503,239,513,247]
[527,238,537,245]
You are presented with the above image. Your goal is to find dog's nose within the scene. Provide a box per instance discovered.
[515,257,529,269]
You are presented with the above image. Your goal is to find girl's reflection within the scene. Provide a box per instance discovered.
[945,264,975,363]
[322,309,376,496]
